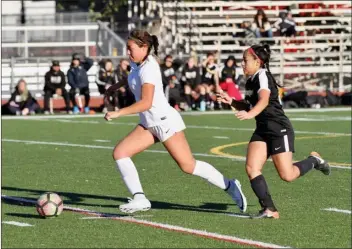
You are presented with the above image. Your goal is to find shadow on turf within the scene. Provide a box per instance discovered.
[2,186,254,216]
[6,213,43,219]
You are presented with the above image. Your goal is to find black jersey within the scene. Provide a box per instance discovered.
[245,69,293,137]
[201,64,217,84]
[160,64,175,88]
[181,64,201,87]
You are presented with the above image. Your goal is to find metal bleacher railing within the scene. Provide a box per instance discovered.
[2,21,126,59]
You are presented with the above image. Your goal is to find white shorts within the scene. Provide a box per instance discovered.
[145,109,186,142]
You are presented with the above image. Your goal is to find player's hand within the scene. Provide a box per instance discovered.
[104,111,120,121]
[216,92,232,104]
[235,111,254,120]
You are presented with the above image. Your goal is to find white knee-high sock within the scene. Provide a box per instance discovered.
[116,158,145,198]
[192,160,230,190]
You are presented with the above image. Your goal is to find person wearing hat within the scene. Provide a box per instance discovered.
[43,60,71,114]
[67,53,93,114]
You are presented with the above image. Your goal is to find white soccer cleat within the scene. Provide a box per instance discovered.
[119,197,151,214]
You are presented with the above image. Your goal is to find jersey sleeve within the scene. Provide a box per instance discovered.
[257,70,271,93]
[139,61,160,86]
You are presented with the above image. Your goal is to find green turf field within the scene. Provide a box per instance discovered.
[2,109,351,248]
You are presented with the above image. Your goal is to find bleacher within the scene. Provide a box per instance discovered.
[1,56,128,100]
[150,0,351,92]
[1,0,351,106]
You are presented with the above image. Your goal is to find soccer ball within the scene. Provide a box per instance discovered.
[36,192,63,218]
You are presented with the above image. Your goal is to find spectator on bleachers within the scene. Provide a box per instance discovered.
[220,56,243,101]
[96,59,115,113]
[181,57,201,110]
[252,9,273,38]
[43,60,71,114]
[201,52,220,111]
[165,75,182,111]
[4,79,39,115]
[274,8,296,37]
[239,21,256,46]
[114,59,135,109]
[160,55,175,91]
[67,53,93,114]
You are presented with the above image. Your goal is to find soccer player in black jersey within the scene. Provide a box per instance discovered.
[217,44,331,219]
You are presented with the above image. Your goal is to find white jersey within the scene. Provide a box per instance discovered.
[128,55,175,127]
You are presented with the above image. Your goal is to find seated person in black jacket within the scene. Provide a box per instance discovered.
[114,59,134,109]
[43,60,71,114]
[67,53,93,114]
[4,79,39,115]
[96,59,115,112]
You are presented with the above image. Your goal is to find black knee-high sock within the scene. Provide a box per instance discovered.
[250,175,277,211]
[185,94,192,107]
[294,157,316,176]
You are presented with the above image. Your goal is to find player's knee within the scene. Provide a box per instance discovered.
[112,148,125,160]
[279,172,294,182]
[246,164,261,178]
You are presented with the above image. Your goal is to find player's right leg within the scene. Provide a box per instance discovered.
[246,136,279,219]
[162,130,247,213]
[113,125,157,213]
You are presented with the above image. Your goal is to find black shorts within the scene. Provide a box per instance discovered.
[250,132,295,156]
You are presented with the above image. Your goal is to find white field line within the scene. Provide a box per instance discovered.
[94,139,111,143]
[2,138,351,170]
[322,208,351,214]
[1,195,290,248]
[1,107,350,120]
[213,136,230,139]
[2,221,33,227]
[289,117,351,121]
[6,118,352,136]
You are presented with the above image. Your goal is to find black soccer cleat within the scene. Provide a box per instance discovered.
[309,152,331,176]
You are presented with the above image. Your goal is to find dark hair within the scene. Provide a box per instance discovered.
[128,29,159,56]
[247,44,281,87]
[206,52,215,58]
[254,9,269,28]
[164,55,173,62]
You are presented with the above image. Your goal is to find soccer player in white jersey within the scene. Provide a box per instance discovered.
[104,30,247,214]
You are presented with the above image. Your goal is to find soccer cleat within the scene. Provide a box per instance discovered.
[251,209,280,219]
[226,179,247,213]
[119,197,151,214]
[309,151,331,175]
[73,106,80,114]
[84,107,90,114]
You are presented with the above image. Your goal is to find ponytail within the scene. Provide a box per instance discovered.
[151,35,159,56]
[249,44,282,87]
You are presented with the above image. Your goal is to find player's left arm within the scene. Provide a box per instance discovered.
[248,89,270,116]
[236,71,270,120]
[236,90,269,120]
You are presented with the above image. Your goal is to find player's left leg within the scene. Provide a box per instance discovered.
[162,131,247,212]
[271,133,330,182]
